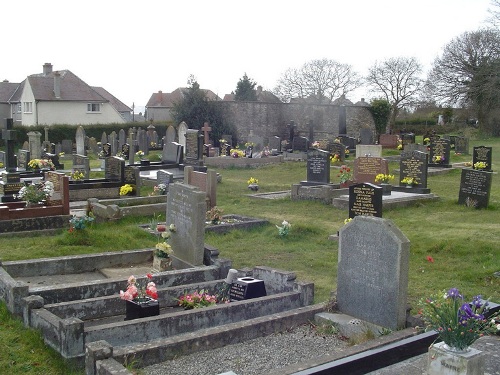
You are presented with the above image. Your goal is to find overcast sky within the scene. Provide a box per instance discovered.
[2,0,493,112]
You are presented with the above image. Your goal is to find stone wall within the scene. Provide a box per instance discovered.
[218,101,375,144]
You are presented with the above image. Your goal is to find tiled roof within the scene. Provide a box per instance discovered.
[28,70,106,102]
[92,86,132,112]
[146,87,221,108]
[0,81,20,103]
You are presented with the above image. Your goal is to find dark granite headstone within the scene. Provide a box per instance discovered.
[472,146,493,172]
[269,136,281,153]
[454,136,469,154]
[306,149,330,184]
[359,128,374,145]
[458,169,492,209]
[292,136,309,152]
[429,138,451,167]
[400,133,415,145]
[399,150,428,189]
[348,183,383,218]
[124,166,141,196]
[338,106,347,135]
[229,277,267,301]
[353,157,388,184]
[105,156,125,182]
[121,143,130,159]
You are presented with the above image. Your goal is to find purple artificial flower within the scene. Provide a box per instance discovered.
[459,302,485,324]
[446,288,463,299]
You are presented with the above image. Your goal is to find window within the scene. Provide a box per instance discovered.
[17,104,21,113]
[87,103,101,112]
[23,102,33,113]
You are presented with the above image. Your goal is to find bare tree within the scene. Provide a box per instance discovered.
[426,29,500,134]
[366,57,424,132]
[273,58,362,103]
[487,0,500,28]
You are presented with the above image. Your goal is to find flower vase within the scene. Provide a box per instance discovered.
[380,183,392,195]
[427,342,485,375]
[248,183,259,191]
[124,297,159,320]
[340,181,353,189]
[153,255,172,272]
[140,159,150,166]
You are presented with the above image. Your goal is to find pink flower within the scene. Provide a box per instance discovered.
[426,256,434,263]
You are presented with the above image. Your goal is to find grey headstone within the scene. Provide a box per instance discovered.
[62,139,73,154]
[72,154,90,179]
[118,129,126,149]
[17,149,30,171]
[292,136,308,152]
[166,125,176,145]
[178,122,188,153]
[337,216,410,330]
[157,170,174,193]
[105,156,125,182]
[109,131,118,156]
[88,137,99,155]
[137,128,149,156]
[166,183,206,266]
[100,131,108,146]
[76,126,86,156]
[27,131,42,159]
[359,128,374,145]
[163,142,183,164]
[355,145,382,158]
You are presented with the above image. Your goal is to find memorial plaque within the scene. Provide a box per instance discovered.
[399,151,428,188]
[353,157,388,184]
[429,138,451,167]
[472,146,492,172]
[229,277,267,302]
[349,183,383,218]
[458,169,492,209]
[16,150,30,170]
[105,156,125,182]
[306,149,330,184]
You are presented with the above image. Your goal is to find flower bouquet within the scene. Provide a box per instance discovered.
[337,165,352,184]
[432,155,445,164]
[276,220,291,238]
[120,274,158,301]
[206,206,224,225]
[247,177,259,191]
[70,170,84,181]
[28,158,55,171]
[178,289,217,309]
[230,148,245,158]
[375,174,395,184]
[15,181,54,206]
[136,150,145,158]
[418,287,499,351]
[119,183,135,196]
[401,177,418,187]
[473,162,487,170]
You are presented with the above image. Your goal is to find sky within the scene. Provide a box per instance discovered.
[2,0,494,113]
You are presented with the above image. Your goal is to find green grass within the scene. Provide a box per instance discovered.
[0,137,499,374]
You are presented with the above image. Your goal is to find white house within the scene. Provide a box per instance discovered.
[3,63,131,126]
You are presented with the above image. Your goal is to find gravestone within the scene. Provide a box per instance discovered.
[162,142,183,164]
[378,134,399,148]
[399,150,429,191]
[105,156,125,182]
[338,106,347,135]
[76,126,86,156]
[184,129,204,166]
[353,157,388,184]
[157,170,174,194]
[306,149,330,185]
[201,122,212,145]
[100,132,108,146]
[27,131,42,159]
[429,138,451,167]
[348,183,383,218]
[17,150,30,171]
[137,128,149,155]
[472,146,493,172]
[109,131,118,155]
[400,132,415,145]
[355,145,382,158]
[292,136,308,152]
[248,131,264,150]
[454,136,469,154]
[102,143,111,158]
[88,138,99,155]
[124,166,141,196]
[72,154,90,179]
[330,142,346,162]
[166,183,206,266]
[121,144,130,159]
[269,136,281,153]
[337,216,410,330]
[165,125,176,145]
[359,128,374,145]
[458,169,492,209]
[62,139,73,154]
[178,121,188,153]
[118,129,126,150]
[1,119,17,173]
[338,135,357,150]
[404,143,428,153]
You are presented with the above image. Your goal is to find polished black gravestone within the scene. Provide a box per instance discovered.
[304,149,330,185]
[458,169,492,209]
[348,183,382,218]
[229,277,267,302]
[472,146,493,172]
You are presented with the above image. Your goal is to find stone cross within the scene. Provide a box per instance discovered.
[201,122,212,144]
[1,118,17,172]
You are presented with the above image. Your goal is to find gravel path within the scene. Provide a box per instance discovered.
[142,324,349,375]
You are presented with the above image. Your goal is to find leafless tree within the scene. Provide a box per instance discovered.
[366,57,424,132]
[426,29,500,134]
[487,0,500,28]
[273,58,362,104]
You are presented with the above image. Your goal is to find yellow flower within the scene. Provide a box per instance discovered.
[247,177,258,185]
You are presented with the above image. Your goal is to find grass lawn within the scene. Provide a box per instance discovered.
[0,136,499,374]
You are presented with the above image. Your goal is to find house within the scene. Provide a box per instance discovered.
[145,87,221,122]
[0,80,22,122]
[2,63,131,126]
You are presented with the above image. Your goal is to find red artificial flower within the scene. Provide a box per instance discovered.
[426,256,434,263]
[146,273,153,279]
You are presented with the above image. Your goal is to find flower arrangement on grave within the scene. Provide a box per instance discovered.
[311,141,320,149]
[0,162,4,168]
[330,153,340,163]
[28,158,55,171]
[423,137,431,145]
[261,146,271,157]
[230,148,245,158]
[344,148,350,156]
[150,141,157,148]
[177,289,217,309]
[247,177,258,185]
[244,142,255,148]
[334,137,341,143]
[432,155,445,164]
[119,183,135,196]
[58,152,65,157]
[401,177,418,186]
[464,161,473,167]
[115,151,125,159]
[136,150,145,158]
[337,165,353,184]
[155,224,176,258]
[418,287,500,351]
[120,274,158,302]
[70,170,84,181]
[151,183,167,196]
[397,142,403,150]
[206,206,224,225]
[69,214,94,232]
[276,220,291,238]
[15,181,54,205]
[375,174,395,184]
[344,218,353,225]
[473,161,487,170]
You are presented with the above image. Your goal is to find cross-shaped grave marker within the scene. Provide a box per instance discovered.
[1,118,17,172]
[201,122,212,145]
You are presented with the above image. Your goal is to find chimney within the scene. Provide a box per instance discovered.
[157,90,163,103]
[257,85,263,94]
[54,71,61,98]
[43,63,53,75]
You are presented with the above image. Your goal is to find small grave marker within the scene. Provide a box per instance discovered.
[348,183,383,218]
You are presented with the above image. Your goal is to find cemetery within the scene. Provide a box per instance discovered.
[0,118,499,375]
